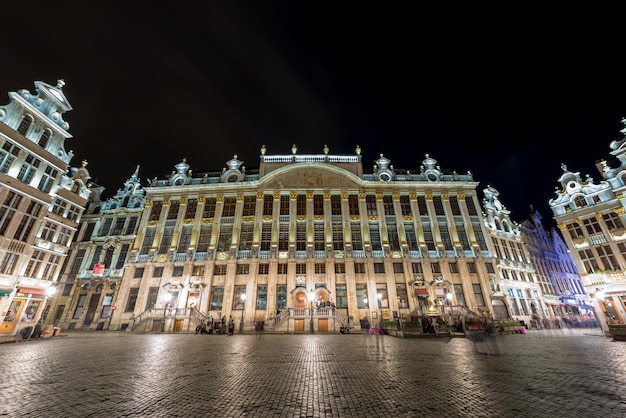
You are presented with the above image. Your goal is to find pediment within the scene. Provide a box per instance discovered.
[260,164,362,189]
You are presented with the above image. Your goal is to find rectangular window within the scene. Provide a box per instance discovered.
[356,284,368,308]
[277,263,287,274]
[473,283,485,307]
[214,265,227,275]
[69,249,86,275]
[350,223,363,250]
[369,223,382,251]
[314,263,326,274]
[185,198,198,219]
[405,223,418,251]
[149,201,162,221]
[238,224,254,251]
[263,194,273,216]
[331,195,341,216]
[256,285,267,309]
[0,141,19,173]
[177,225,193,253]
[42,255,60,280]
[332,222,344,250]
[296,223,306,251]
[296,263,306,275]
[221,197,236,217]
[126,216,138,235]
[296,195,306,216]
[400,195,411,216]
[334,263,345,274]
[73,295,86,319]
[203,197,217,218]
[430,262,441,274]
[89,245,103,269]
[114,243,129,270]
[449,196,462,216]
[433,196,445,216]
[153,266,164,277]
[260,223,272,251]
[0,191,22,236]
[387,222,400,251]
[280,195,289,216]
[276,285,287,310]
[134,267,144,278]
[17,154,40,184]
[172,266,184,276]
[158,222,175,254]
[197,224,212,252]
[145,287,159,310]
[313,195,324,216]
[397,284,408,309]
[236,264,249,275]
[449,262,459,273]
[278,222,289,251]
[467,262,477,274]
[140,227,156,255]
[411,262,423,274]
[314,222,325,251]
[392,262,403,273]
[258,263,269,274]
[112,217,126,235]
[210,287,224,310]
[24,250,44,278]
[348,195,359,216]
[373,262,385,273]
[234,286,246,309]
[125,288,139,312]
[354,263,365,274]
[366,195,377,216]
[242,196,256,217]
[454,284,466,306]
[336,285,347,308]
[217,225,233,252]
[192,265,205,276]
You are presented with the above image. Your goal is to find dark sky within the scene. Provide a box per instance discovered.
[2,3,625,225]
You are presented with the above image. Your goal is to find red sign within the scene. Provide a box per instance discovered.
[93,264,105,275]
[111,306,116,310]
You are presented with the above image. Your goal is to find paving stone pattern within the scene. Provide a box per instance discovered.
[0,329,625,417]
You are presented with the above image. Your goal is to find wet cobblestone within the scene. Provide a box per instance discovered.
[0,329,624,417]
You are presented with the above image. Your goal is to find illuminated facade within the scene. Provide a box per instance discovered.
[481,186,545,326]
[550,119,626,334]
[107,147,500,333]
[0,80,89,337]
[49,167,145,331]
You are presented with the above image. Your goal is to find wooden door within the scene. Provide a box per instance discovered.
[174,319,184,332]
[318,318,328,333]
[294,319,304,332]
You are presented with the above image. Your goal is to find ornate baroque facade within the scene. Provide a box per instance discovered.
[0,80,89,337]
[102,147,500,333]
[550,119,626,334]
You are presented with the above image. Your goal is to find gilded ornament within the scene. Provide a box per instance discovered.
[425,193,433,200]
[341,192,349,200]
[458,193,465,200]
[290,191,298,199]
[256,192,264,199]
[306,192,314,199]
[616,207,625,215]
[323,192,331,200]
[216,194,224,202]
[392,193,400,200]
[409,193,417,200]
[273,191,281,199]
[236,193,244,201]
[442,194,449,200]
[145,199,153,207]
[358,192,366,200]
[197,196,205,203]
[557,224,567,231]
[180,197,188,205]
[147,220,158,226]
[376,193,383,200]
[163,198,170,206]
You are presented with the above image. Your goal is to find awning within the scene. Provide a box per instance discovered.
[415,288,429,298]
[17,287,46,296]
[0,287,12,297]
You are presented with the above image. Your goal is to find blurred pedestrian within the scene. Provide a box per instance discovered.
[360,317,371,347]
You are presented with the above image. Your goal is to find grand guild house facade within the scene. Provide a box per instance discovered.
[98,146,501,333]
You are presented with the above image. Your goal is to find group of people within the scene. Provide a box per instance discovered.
[195,315,235,335]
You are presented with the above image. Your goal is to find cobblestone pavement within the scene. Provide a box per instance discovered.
[1,328,625,418]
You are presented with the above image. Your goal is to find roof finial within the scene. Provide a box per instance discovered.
[57,79,65,89]
[292,144,297,154]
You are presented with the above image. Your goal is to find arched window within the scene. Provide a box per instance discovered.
[38,129,51,148]
[17,115,33,135]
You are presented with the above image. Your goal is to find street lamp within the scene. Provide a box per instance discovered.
[308,290,315,333]
[240,293,247,333]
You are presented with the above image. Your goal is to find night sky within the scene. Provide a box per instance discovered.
[2,3,625,226]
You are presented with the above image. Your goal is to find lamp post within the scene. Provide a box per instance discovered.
[240,293,247,334]
[308,290,315,333]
